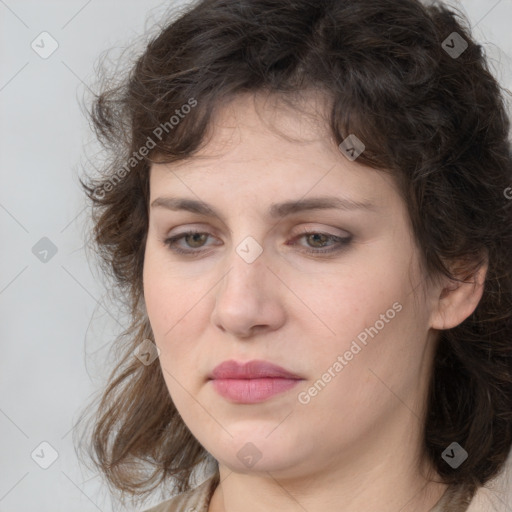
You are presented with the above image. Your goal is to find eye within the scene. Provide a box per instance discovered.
[288,226,352,255]
[162,228,352,257]
[163,230,214,255]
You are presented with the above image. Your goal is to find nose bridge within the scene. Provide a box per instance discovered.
[223,210,267,276]
[210,229,280,336]
[221,233,268,296]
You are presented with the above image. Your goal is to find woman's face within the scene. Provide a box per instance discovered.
[143,93,441,479]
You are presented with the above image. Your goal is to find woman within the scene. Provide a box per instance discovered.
[76,0,512,511]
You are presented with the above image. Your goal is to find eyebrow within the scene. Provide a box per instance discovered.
[150,196,378,220]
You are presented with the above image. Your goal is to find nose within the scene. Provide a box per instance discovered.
[210,240,286,339]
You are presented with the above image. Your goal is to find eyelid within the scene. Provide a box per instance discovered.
[166,221,349,237]
[293,223,350,238]
[163,223,217,240]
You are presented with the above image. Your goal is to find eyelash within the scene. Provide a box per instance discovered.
[162,228,352,257]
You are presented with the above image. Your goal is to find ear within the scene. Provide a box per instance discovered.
[429,254,488,331]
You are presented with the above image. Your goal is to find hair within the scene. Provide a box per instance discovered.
[75,0,512,508]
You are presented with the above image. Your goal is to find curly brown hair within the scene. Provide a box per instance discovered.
[75,0,512,508]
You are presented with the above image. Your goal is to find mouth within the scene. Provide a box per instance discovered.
[208,359,304,404]
[209,359,302,379]
[210,377,303,403]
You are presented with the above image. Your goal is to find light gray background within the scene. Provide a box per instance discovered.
[1,1,512,511]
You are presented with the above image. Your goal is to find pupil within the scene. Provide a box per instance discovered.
[309,234,326,247]
[189,233,205,247]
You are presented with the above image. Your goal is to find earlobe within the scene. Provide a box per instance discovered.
[430,259,488,331]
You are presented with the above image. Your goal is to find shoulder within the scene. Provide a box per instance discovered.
[142,473,219,512]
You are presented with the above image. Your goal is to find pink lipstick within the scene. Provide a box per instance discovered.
[209,359,304,403]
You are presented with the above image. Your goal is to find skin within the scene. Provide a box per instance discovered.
[142,92,487,512]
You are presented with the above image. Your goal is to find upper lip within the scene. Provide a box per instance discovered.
[209,359,303,380]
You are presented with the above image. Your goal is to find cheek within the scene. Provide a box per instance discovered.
[302,288,427,423]
[143,243,195,336]
[298,254,422,379]
[296,267,393,336]
[143,273,172,339]
[143,249,209,376]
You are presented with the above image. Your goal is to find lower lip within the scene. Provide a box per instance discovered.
[210,378,302,403]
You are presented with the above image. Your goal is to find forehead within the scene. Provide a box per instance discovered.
[149,92,398,211]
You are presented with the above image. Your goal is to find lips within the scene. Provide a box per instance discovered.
[209,359,302,380]
[208,360,304,403]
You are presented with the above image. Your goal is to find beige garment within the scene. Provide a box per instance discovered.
[142,473,218,512]
[142,469,511,512]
